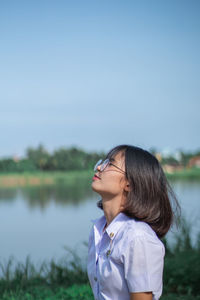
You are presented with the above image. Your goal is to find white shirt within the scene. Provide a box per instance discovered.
[87,212,165,300]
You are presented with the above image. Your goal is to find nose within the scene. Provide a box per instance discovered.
[97,164,102,172]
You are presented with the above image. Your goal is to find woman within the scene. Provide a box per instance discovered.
[87,145,180,300]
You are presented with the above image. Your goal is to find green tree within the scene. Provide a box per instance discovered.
[26,144,50,170]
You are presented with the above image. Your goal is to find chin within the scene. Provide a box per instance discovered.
[91,182,99,192]
[92,184,99,193]
[91,181,102,194]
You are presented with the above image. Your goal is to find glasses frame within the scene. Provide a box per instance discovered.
[94,158,126,174]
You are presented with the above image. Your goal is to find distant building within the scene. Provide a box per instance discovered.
[162,164,183,173]
[155,152,162,162]
[12,155,20,162]
[188,156,200,168]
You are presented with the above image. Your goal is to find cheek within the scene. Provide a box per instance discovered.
[108,178,122,191]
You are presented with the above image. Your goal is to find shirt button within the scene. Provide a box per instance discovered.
[110,232,114,238]
[94,276,97,281]
[106,250,111,256]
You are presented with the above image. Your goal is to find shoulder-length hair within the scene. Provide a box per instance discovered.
[97,144,180,238]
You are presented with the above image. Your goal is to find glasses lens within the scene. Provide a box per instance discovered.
[94,159,103,171]
[100,159,109,172]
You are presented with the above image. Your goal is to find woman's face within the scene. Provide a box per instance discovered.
[92,151,128,201]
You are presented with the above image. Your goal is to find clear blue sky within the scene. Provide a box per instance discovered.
[0,0,199,158]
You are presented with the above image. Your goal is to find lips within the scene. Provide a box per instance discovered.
[92,174,101,180]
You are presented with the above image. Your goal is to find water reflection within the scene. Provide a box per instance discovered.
[0,179,199,262]
[0,179,199,214]
[0,188,17,202]
[0,181,94,211]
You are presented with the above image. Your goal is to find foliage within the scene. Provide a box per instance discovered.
[161,295,200,300]
[0,159,37,173]
[0,249,89,295]
[166,167,200,180]
[1,284,94,300]
[0,144,104,173]
[163,249,200,296]
[1,144,200,174]
[162,218,200,297]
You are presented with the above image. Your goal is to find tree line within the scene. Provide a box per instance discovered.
[0,144,105,173]
[0,144,199,173]
[150,148,200,167]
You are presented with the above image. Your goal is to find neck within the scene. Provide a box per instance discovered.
[102,195,123,227]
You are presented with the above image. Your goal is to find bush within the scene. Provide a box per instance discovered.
[1,284,94,300]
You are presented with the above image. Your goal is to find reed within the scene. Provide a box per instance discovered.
[0,219,199,299]
[162,217,200,298]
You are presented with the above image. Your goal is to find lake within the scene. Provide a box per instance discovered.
[0,179,199,264]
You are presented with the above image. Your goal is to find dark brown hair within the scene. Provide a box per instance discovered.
[97,144,180,238]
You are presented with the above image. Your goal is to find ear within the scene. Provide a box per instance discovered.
[124,181,130,192]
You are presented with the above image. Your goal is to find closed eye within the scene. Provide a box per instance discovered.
[109,162,115,167]
[109,162,125,174]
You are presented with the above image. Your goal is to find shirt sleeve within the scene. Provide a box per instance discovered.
[122,234,165,294]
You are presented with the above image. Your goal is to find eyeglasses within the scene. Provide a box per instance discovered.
[94,158,125,174]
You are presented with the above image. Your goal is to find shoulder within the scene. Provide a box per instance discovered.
[121,217,164,249]
[119,218,165,266]
[126,218,156,236]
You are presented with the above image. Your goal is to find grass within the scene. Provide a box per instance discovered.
[0,249,90,299]
[1,284,93,300]
[0,170,93,188]
[166,167,200,180]
[2,288,200,300]
[0,219,199,299]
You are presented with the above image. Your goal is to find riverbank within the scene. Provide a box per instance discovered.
[0,168,199,188]
[166,167,200,180]
[0,170,93,188]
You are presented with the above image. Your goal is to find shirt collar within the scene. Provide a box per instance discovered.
[92,212,130,240]
[105,212,130,240]
[91,215,107,237]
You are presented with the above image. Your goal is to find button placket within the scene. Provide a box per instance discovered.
[106,232,114,257]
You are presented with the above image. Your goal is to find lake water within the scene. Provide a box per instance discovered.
[0,180,200,264]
